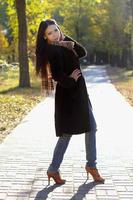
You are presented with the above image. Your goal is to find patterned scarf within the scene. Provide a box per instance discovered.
[41,63,55,96]
[51,40,78,57]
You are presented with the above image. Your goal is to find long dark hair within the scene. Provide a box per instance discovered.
[35,19,64,95]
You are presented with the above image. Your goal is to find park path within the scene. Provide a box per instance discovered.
[0,65,133,200]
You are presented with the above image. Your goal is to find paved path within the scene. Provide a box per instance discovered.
[0,65,133,200]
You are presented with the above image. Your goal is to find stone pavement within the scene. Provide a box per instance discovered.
[0,65,133,200]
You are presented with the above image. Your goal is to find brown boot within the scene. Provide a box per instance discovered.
[85,167,105,183]
[47,171,66,185]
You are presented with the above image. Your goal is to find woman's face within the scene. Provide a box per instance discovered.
[44,24,61,43]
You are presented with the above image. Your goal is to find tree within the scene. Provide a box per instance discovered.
[15,0,30,87]
[2,0,132,68]
[0,27,8,59]
[130,0,133,67]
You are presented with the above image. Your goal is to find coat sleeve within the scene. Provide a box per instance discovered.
[48,46,76,88]
[64,35,87,59]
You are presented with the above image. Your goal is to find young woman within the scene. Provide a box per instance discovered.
[36,19,105,185]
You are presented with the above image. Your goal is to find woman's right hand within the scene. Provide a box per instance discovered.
[69,69,81,81]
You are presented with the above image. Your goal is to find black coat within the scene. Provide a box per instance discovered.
[47,35,92,137]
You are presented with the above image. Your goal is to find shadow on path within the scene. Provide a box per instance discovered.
[34,184,61,200]
[70,181,101,200]
[35,181,101,200]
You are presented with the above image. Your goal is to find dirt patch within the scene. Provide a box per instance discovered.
[106,66,133,106]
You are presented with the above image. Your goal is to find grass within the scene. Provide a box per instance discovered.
[106,66,133,106]
[0,68,19,92]
[0,66,44,143]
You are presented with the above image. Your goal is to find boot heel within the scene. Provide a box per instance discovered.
[47,171,66,185]
[47,174,51,185]
[86,171,89,180]
[85,167,105,183]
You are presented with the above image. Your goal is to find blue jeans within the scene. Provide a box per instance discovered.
[48,104,97,172]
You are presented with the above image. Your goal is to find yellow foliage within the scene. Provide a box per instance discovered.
[0,31,8,55]
[0,66,43,143]
[0,93,42,143]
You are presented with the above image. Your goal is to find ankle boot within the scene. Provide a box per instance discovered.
[47,171,66,185]
[85,167,105,183]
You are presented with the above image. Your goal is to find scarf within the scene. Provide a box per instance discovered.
[51,40,78,57]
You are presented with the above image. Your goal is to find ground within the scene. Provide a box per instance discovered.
[106,66,133,106]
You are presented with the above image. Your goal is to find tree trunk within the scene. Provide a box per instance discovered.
[108,50,111,65]
[122,49,128,67]
[15,0,30,87]
[130,0,133,68]
[75,0,82,41]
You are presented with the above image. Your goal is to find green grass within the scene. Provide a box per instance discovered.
[0,68,19,92]
[0,66,44,143]
[0,65,41,93]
